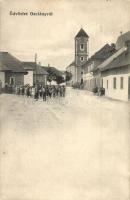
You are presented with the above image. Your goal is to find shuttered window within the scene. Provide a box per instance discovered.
[120,77,124,89]
[80,44,84,50]
[113,77,116,89]
[107,80,108,89]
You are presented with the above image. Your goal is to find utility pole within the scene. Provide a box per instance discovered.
[35,53,37,85]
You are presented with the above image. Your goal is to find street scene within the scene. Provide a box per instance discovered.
[0,88,130,200]
[0,0,130,200]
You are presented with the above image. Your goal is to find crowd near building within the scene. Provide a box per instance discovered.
[4,84,66,101]
[0,51,66,100]
[66,29,130,101]
[0,52,49,89]
[0,28,130,102]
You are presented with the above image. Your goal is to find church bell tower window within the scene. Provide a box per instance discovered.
[80,44,84,51]
[80,56,84,62]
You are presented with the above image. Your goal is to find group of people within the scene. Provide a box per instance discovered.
[4,84,66,101]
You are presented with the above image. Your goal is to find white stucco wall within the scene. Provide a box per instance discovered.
[24,71,33,86]
[83,73,95,91]
[83,72,93,81]
[67,65,76,85]
[103,74,130,101]
[0,72,5,88]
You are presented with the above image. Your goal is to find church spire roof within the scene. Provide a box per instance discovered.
[75,28,89,38]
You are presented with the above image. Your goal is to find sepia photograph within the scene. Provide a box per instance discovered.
[0,0,130,199]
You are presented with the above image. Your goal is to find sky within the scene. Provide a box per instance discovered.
[0,0,130,70]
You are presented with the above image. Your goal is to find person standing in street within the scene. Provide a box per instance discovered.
[34,85,39,101]
[0,80,2,94]
[42,86,46,101]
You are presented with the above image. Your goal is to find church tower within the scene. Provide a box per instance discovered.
[75,28,89,83]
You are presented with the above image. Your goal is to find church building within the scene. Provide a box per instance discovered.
[66,28,89,86]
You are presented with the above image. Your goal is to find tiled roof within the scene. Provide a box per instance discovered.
[91,44,116,60]
[23,62,36,70]
[0,52,27,73]
[116,31,130,50]
[100,46,130,71]
[75,28,89,38]
[82,44,116,69]
[23,62,48,75]
[0,61,11,71]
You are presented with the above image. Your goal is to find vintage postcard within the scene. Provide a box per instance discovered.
[0,0,130,200]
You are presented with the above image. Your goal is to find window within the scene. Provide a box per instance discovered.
[80,44,84,50]
[107,80,108,89]
[80,56,84,62]
[10,77,15,85]
[102,79,103,87]
[81,78,83,84]
[120,77,124,89]
[113,77,116,89]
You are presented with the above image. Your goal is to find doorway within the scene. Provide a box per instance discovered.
[10,77,15,85]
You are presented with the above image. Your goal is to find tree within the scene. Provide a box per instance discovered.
[55,75,65,84]
[46,67,65,85]
[65,71,72,82]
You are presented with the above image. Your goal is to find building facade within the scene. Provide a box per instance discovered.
[83,44,116,91]
[33,66,48,85]
[0,52,27,88]
[102,67,130,101]
[0,70,5,88]
[92,31,130,101]
[23,62,35,86]
[66,61,76,86]
[99,39,130,101]
[66,28,89,85]
[23,62,48,85]
[75,28,89,83]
